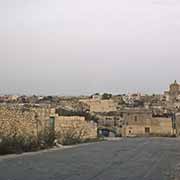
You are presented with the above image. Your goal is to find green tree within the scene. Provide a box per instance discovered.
[102,93,112,100]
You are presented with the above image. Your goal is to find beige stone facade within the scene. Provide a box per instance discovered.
[96,108,174,137]
[79,99,117,112]
[124,117,173,137]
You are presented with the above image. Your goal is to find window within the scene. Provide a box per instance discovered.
[145,127,150,134]
[134,116,137,122]
[120,113,123,118]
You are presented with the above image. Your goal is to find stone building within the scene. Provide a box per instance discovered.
[122,108,173,137]
[96,108,174,137]
[124,117,173,137]
[79,99,117,113]
[96,112,123,137]
[96,112,122,127]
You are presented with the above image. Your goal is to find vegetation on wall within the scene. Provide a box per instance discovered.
[55,108,98,122]
[102,93,112,100]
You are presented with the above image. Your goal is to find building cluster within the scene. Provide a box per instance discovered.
[0,81,180,139]
[0,105,97,144]
[79,80,180,137]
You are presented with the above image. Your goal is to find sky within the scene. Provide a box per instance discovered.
[0,0,180,95]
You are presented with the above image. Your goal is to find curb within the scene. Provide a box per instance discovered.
[0,141,104,161]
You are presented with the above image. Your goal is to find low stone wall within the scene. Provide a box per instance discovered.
[0,105,97,142]
[55,116,97,140]
[0,106,51,138]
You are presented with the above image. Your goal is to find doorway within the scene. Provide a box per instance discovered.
[145,127,150,134]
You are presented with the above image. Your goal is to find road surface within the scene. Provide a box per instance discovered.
[0,138,180,180]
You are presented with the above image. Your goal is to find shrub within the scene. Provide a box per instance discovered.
[0,128,56,155]
[0,136,39,155]
[38,128,55,148]
[56,130,82,146]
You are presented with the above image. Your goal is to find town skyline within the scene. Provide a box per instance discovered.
[0,80,179,96]
[0,80,180,99]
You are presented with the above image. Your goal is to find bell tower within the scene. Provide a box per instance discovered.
[169,80,180,102]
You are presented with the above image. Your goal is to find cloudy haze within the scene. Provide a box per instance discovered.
[1,0,180,95]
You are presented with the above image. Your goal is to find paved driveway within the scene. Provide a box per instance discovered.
[0,138,180,180]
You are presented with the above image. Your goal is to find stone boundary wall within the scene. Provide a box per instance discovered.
[0,106,52,138]
[55,116,97,139]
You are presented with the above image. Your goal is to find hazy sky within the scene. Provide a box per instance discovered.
[1,0,180,95]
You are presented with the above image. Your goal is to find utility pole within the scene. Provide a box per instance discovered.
[172,112,176,136]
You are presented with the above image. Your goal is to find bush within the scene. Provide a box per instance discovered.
[0,136,39,155]
[102,93,112,100]
[0,129,56,155]
[38,128,55,148]
[56,131,82,146]
[60,137,82,146]
[58,136,103,146]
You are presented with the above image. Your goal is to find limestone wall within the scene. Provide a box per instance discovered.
[55,116,97,139]
[124,117,173,137]
[151,118,173,136]
[97,114,123,128]
[176,113,180,136]
[0,106,52,138]
[79,99,117,112]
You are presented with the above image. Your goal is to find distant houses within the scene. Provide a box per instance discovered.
[1,81,180,140]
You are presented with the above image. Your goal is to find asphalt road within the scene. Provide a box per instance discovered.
[1,138,180,180]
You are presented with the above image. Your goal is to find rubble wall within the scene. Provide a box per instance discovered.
[55,116,97,139]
